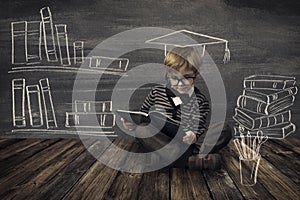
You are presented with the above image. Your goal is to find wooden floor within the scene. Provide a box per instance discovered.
[0,137,299,200]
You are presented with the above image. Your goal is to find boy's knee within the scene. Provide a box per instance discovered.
[217,123,232,148]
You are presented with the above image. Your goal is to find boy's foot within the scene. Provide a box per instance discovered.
[188,153,221,170]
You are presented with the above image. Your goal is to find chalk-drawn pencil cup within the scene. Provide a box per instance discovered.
[239,154,261,186]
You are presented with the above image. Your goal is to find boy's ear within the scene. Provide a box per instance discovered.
[195,71,200,78]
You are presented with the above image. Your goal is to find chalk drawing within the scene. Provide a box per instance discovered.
[55,24,71,66]
[39,78,57,128]
[26,85,43,127]
[12,79,26,127]
[145,29,230,63]
[73,41,84,64]
[40,6,58,62]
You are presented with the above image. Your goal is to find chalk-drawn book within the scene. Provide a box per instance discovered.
[26,85,43,127]
[243,75,296,90]
[65,112,115,128]
[39,78,57,128]
[236,94,295,115]
[234,123,296,139]
[116,110,181,137]
[12,79,26,128]
[242,87,298,104]
[233,108,291,130]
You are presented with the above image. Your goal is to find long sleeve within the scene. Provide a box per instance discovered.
[140,88,156,114]
[181,91,210,140]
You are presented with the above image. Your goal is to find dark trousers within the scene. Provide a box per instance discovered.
[134,122,232,168]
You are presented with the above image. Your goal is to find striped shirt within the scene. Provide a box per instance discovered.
[140,85,210,140]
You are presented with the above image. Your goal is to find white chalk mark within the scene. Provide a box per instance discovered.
[26,85,43,127]
[86,56,129,72]
[65,112,115,128]
[55,24,71,66]
[9,65,127,76]
[40,6,58,62]
[39,78,57,128]
[73,41,84,64]
[145,29,229,63]
[12,79,26,127]
[11,129,117,137]
[243,75,296,90]
[74,100,112,113]
[11,21,27,65]
[234,123,296,139]
[234,75,296,136]
[26,21,42,63]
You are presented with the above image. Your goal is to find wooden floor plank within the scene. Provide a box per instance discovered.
[271,138,300,155]
[138,168,170,200]
[284,138,300,147]
[27,143,97,200]
[221,144,276,200]
[0,139,78,198]
[261,142,300,185]
[104,172,143,200]
[202,167,244,200]
[171,168,212,200]
[0,139,59,178]
[0,137,299,199]
[3,140,85,200]
[64,139,134,200]
[0,139,23,150]
[226,141,300,199]
[257,157,300,200]
[268,141,300,167]
[0,139,43,160]
[103,141,144,200]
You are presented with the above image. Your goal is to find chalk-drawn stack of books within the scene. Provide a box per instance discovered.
[233,75,297,139]
[65,100,115,130]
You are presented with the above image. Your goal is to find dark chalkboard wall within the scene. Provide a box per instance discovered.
[0,0,299,138]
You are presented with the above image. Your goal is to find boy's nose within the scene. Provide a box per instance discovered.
[177,80,184,86]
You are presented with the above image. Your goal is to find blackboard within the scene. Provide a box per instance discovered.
[0,0,299,139]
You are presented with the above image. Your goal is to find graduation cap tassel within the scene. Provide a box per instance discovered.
[223,42,230,64]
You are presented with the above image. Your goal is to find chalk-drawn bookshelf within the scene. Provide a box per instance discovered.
[9,6,127,137]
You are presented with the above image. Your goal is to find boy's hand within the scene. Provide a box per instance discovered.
[183,131,197,144]
[121,118,136,131]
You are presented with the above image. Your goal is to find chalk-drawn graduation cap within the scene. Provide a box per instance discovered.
[145,30,230,63]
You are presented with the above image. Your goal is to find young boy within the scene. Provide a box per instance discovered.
[122,47,231,170]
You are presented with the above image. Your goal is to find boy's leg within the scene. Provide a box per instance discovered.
[199,123,232,155]
[134,124,171,152]
[188,123,232,170]
[134,124,193,168]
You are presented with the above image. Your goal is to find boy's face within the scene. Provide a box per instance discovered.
[167,68,198,94]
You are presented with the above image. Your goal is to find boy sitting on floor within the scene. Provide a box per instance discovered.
[122,47,232,170]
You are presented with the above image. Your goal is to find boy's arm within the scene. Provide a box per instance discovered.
[184,95,210,141]
[140,88,156,113]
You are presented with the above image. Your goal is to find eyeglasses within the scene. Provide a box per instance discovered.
[168,74,197,86]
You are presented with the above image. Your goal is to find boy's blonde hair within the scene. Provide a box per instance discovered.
[164,47,203,73]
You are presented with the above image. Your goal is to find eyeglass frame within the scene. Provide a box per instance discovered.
[166,74,197,86]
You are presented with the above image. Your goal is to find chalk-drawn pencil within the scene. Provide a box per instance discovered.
[240,133,247,158]
[234,139,244,158]
[252,135,257,159]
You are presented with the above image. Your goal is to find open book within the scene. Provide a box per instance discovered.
[116,110,182,138]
